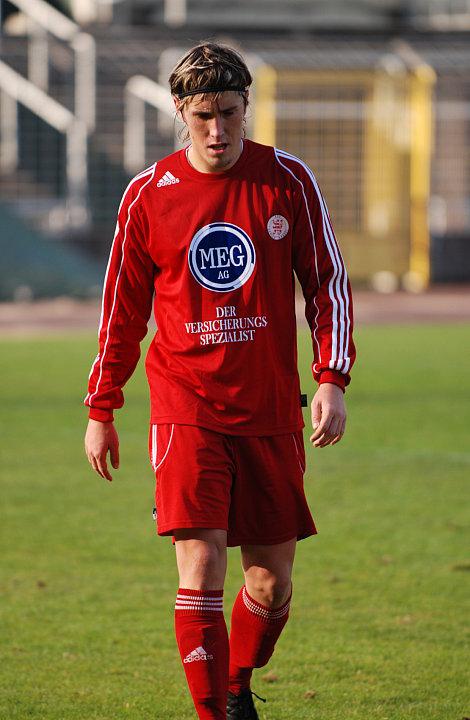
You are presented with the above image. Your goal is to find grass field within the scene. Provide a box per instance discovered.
[1,324,469,720]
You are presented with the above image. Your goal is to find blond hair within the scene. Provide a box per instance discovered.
[169,42,252,113]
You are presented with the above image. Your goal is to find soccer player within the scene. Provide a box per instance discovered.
[84,43,355,720]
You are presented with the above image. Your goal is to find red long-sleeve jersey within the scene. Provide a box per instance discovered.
[85,139,355,435]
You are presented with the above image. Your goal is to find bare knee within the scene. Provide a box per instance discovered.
[241,539,296,608]
[244,566,292,608]
[174,529,227,590]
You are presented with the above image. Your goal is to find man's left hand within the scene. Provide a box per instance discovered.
[310,383,346,448]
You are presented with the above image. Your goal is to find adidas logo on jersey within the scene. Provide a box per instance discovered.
[183,646,214,663]
[157,171,180,187]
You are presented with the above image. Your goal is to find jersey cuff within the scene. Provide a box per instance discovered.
[317,370,346,392]
[88,407,115,423]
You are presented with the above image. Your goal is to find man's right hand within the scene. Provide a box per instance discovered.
[84,419,120,482]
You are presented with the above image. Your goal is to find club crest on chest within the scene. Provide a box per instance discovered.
[267,214,289,240]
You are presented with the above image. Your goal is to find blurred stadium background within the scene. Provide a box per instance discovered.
[1,5,470,720]
[1,0,470,304]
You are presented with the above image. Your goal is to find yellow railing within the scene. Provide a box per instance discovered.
[408,64,436,289]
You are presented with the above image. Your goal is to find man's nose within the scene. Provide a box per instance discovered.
[208,114,224,138]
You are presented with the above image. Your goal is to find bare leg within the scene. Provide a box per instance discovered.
[241,538,296,607]
[174,528,227,589]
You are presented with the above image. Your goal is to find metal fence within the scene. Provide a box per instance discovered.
[430,62,470,236]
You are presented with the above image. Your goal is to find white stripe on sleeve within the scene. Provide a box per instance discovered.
[275,149,351,373]
[87,164,156,405]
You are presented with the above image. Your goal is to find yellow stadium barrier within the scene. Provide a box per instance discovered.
[254,63,435,288]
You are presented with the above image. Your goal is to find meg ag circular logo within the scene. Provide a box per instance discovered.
[188,222,256,292]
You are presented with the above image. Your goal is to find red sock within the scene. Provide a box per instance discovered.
[228,585,291,695]
[174,588,228,720]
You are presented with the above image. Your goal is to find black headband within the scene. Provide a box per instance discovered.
[177,85,247,99]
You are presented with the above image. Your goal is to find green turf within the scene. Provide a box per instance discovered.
[1,324,469,719]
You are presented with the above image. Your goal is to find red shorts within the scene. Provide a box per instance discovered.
[148,424,317,547]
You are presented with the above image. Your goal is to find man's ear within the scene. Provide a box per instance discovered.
[242,90,249,114]
[173,96,183,118]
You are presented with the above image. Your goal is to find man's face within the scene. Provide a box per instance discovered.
[177,91,246,173]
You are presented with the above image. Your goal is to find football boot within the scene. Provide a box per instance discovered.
[226,689,266,719]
